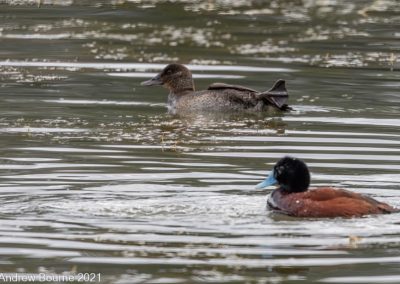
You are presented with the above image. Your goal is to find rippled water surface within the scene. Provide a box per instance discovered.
[1,1,400,283]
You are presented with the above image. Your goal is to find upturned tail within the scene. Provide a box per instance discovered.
[260,79,291,111]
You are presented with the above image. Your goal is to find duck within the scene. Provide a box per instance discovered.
[141,63,290,114]
[256,156,399,218]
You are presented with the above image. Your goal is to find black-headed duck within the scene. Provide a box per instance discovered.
[256,156,398,218]
[141,63,289,114]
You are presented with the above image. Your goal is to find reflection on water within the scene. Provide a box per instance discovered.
[1,0,400,283]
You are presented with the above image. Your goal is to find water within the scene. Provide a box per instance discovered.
[0,1,400,283]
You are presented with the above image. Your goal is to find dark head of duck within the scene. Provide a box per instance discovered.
[141,64,195,93]
[256,156,310,193]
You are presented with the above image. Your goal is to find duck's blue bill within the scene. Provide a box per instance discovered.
[255,170,277,189]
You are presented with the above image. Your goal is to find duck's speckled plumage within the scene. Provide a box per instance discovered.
[141,64,290,114]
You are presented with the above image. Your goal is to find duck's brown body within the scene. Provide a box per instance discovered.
[168,81,288,114]
[268,187,398,218]
[141,64,289,114]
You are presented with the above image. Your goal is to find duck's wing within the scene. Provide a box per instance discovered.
[302,188,398,216]
[208,80,290,110]
[327,188,399,214]
[258,79,289,110]
[207,83,261,109]
[207,83,258,93]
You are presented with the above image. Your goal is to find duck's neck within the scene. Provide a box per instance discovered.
[167,77,195,94]
[279,186,308,194]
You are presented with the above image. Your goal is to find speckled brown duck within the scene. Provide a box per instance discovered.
[141,64,290,114]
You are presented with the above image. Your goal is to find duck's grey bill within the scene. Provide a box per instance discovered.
[141,73,162,86]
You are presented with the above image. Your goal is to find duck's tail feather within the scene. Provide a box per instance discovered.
[378,203,400,214]
[259,79,290,110]
[361,193,400,214]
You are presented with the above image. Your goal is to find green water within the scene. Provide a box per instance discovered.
[0,1,400,283]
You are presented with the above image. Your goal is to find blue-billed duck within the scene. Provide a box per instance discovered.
[141,64,289,114]
[256,156,398,218]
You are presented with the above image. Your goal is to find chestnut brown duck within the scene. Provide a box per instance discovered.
[141,64,290,114]
[256,156,399,218]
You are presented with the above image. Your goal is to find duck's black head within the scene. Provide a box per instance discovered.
[256,156,310,193]
[141,64,194,93]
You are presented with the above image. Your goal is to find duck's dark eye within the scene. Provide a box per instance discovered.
[275,165,284,176]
